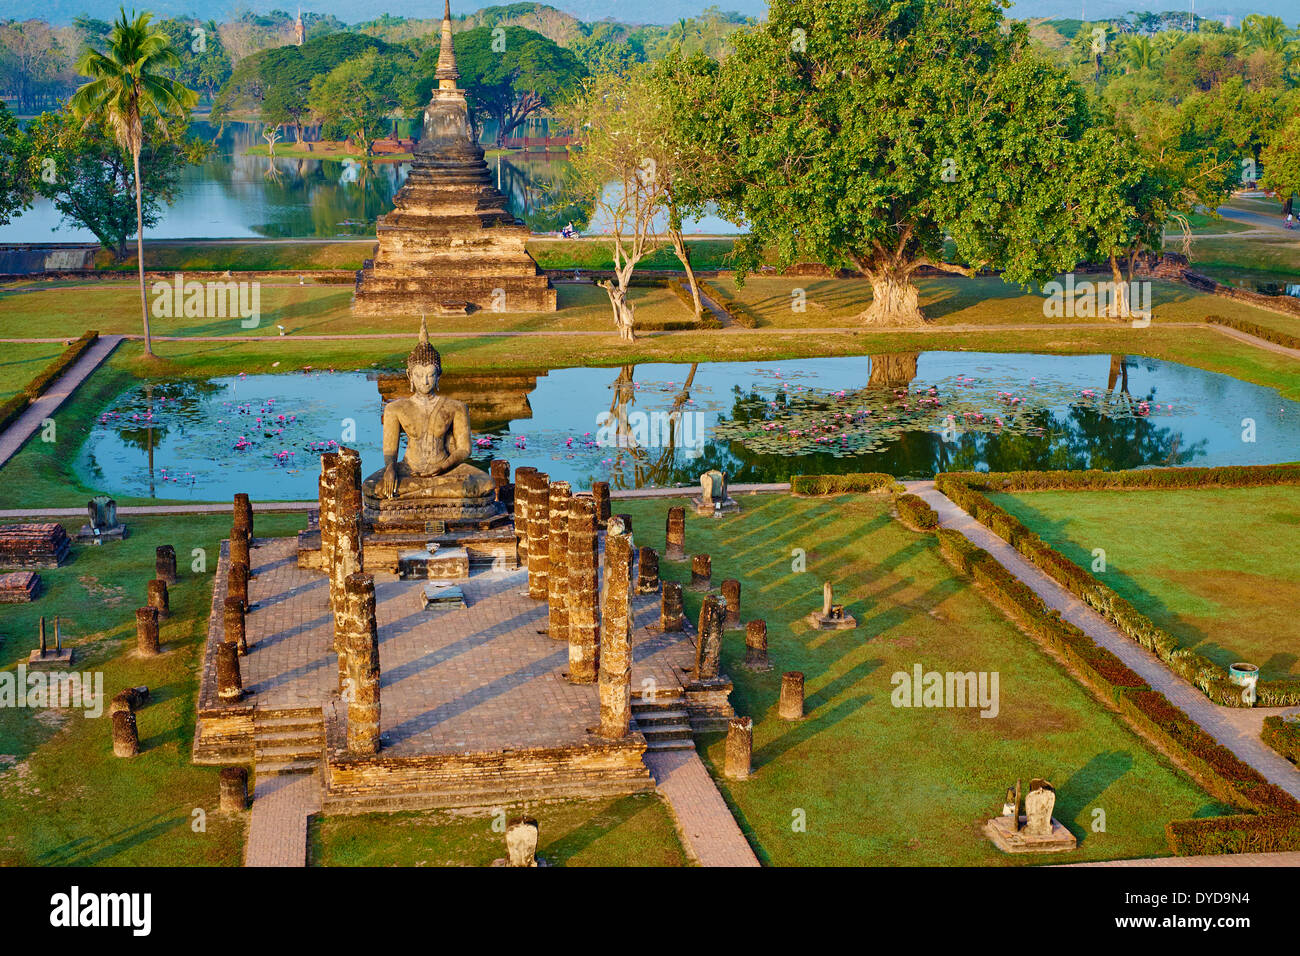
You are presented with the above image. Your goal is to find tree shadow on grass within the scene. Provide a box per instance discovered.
[1056,749,1134,847]
[35,811,188,866]
[753,693,873,770]
[541,794,659,866]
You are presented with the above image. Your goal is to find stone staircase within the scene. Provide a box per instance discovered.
[253,708,325,777]
[321,769,652,814]
[631,693,695,753]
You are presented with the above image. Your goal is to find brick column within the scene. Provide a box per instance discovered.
[744,620,770,670]
[779,671,805,719]
[219,767,249,811]
[224,597,247,655]
[547,481,572,642]
[598,517,633,738]
[566,495,600,683]
[513,466,538,568]
[112,710,140,758]
[155,545,177,584]
[695,595,723,681]
[135,607,160,657]
[690,554,712,591]
[660,581,684,632]
[229,528,250,570]
[724,717,752,779]
[721,578,741,628]
[216,641,243,702]
[341,572,381,754]
[636,546,660,594]
[147,578,169,618]
[233,493,254,545]
[592,481,611,529]
[318,451,341,574]
[526,470,550,600]
[665,506,686,561]
[332,447,364,691]
[228,560,249,612]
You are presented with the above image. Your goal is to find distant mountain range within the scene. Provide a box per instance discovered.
[2,0,1294,28]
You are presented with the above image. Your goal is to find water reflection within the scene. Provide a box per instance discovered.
[76,352,1300,501]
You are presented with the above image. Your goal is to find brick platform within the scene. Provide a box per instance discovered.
[0,571,41,603]
[0,523,71,569]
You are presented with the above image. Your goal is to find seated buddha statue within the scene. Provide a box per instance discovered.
[361,318,496,518]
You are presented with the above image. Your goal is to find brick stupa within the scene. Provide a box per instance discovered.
[352,0,556,315]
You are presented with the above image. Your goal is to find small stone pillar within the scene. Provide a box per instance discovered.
[592,481,611,529]
[598,517,633,738]
[636,546,660,594]
[229,528,250,569]
[233,492,254,545]
[147,578,169,618]
[228,560,249,612]
[660,581,684,632]
[744,620,771,670]
[318,451,341,572]
[111,710,139,758]
[219,767,249,811]
[216,641,243,702]
[224,597,247,655]
[491,458,514,509]
[135,607,160,657]
[724,716,753,779]
[514,466,538,567]
[695,596,723,681]
[37,616,46,656]
[110,686,148,716]
[341,572,381,754]
[779,671,805,720]
[566,495,600,683]
[155,545,177,584]
[665,507,686,561]
[690,554,712,591]
[506,818,539,867]
[547,481,572,642]
[526,470,551,601]
[721,578,741,628]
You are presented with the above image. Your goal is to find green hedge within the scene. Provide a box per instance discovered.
[699,278,758,328]
[896,493,939,530]
[1262,716,1300,765]
[23,331,99,400]
[790,473,902,495]
[935,468,1300,707]
[1166,815,1300,856]
[0,393,28,432]
[626,277,722,331]
[1207,314,1300,352]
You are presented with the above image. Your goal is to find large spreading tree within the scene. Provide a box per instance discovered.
[676,0,1157,325]
[0,102,32,225]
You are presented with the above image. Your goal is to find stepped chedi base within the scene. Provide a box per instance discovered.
[353,1,555,316]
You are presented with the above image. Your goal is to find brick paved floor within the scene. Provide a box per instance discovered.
[245,772,322,867]
[908,480,1300,799]
[643,750,760,867]
[241,537,697,755]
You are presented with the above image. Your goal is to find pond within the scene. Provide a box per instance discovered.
[0,120,740,242]
[75,352,1300,502]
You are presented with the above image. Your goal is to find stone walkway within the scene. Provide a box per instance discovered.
[245,772,322,867]
[0,334,122,469]
[643,750,761,867]
[907,480,1300,800]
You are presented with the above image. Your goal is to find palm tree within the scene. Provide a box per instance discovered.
[70,8,197,358]
[1241,15,1291,55]
[1120,35,1158,72]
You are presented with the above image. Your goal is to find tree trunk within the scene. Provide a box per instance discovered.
[599,280,637,342]
[859,262,925,326]
[1108,254,1129,319]
[867,353,920,390]
[133,148,153,357]
[669,228,703,320]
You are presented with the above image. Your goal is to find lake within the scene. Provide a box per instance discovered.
[75,351,1300,502]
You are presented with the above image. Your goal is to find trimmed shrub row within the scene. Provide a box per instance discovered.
[935,525,1300,851]
[1261,716,1300,766]
[1166,814,1300,856]
[698,279,758,328]
[935,469,1300,707]
[895,493,939,530]
[790,473,902,496]
[24,331,99,401]
[626,277,723,331]
[1206,314,1300,352]
[0,393,28,433]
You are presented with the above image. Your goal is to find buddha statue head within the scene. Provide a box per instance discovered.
[407,316,442,397]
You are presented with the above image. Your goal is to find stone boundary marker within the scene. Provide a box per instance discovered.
[0,334,123,470]
[0,484,795,520]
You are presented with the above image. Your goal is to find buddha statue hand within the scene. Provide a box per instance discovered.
[379,462,399,499]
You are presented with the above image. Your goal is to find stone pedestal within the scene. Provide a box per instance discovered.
[779,671,805,719]
[505,818,540,867]
[526,471,551,601]
[79,494,126,542]
[547,481,572,642]
[724,717,752,779]
[135,607,160,657]
[689,554,712,592]
[112,710,139,758]
[660,581,684,633]
[695,596,723,681]
[147,578,169,618]
[224,597,247,655]
[693,470,739,516]
[216,641,243,702]
[665,507,686,561]
[566,496,600,684]
[806,582,856,630]
[598,518,634,739]
[984,816,1077,854]
[342,572,381,755]
[155,545,177,584]
[721,579,741,629]
[743,620,771,671]
[636,546,660,594]
[219,767,249,811]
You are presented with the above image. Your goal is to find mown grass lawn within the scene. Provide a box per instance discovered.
[990,486,1300,682]
[614,493,1230,866]
[0,343,65,402]
[0,512,305,865]
[309,793,689,867]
